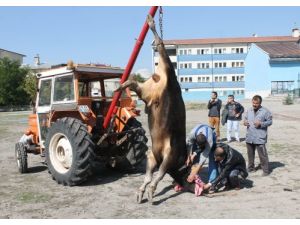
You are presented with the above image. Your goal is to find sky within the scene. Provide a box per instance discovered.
[1,6,300,77]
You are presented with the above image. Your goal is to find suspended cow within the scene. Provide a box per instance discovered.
[116,14,187,203]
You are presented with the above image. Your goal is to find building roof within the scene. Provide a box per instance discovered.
[163,36,299,45]
[0,48,26,57]
[255,42,300,59]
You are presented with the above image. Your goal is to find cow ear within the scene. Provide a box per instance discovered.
[152,74,160,83]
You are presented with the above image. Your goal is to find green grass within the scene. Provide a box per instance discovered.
[16,192,51,204]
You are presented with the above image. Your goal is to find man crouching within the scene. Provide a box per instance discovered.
[205,143,248,193]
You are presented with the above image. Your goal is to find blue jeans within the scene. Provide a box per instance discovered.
[208,149,218,182]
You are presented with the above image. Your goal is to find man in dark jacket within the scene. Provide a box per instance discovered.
[208,91,222,141]
[224,95,244,142]
[204,143,248,192]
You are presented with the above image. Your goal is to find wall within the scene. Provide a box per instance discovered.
[269,62,300,90]
[245,44,271,98]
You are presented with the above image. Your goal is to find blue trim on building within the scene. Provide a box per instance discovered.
[180,81,245,89]
[178,53,247,62]
[182,91,245,102]
[179,67,244,75]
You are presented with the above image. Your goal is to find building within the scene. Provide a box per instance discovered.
[0,48,25,64]
[245,41,300,98]
[152,29,300,102]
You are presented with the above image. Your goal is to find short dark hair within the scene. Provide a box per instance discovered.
[252,95,262,103]
[196,133,207,146]
[228,94,234,99]
[212,91,218,97]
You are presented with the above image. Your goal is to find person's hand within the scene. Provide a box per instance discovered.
[244,120,250,127]
[203,183,212,190]
[187,173,196,183]
[185,155,191,166]
[235,113,240,118]
[254,120,261,128]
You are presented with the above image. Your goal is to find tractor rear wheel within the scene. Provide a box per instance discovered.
[113,119,148,170]
[15,142,28,173]
[45,117,94,186]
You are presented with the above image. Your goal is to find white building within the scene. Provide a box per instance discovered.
[152,29,300,101]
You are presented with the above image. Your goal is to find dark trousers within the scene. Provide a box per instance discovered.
[246,143,269,173]
[215,169,240,190]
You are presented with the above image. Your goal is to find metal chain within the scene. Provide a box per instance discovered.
[159,6,163,40]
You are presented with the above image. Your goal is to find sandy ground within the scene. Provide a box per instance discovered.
[0,97,300,219]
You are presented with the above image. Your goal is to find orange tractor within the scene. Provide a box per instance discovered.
[15,6,160,186]
[15,62,148,185]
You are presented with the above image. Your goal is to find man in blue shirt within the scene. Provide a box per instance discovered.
[185,124,218,183]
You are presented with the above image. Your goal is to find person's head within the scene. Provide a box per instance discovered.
[196,133,207,150]
[214,146,226,162]
[252,95,262,111]
[227,94,234,104]
[211,91,218,99]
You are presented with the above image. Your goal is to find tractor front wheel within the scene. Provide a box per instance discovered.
[15,142,28,173]
[45,117,95,186]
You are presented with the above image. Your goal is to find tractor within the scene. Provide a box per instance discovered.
[15,62,148,186]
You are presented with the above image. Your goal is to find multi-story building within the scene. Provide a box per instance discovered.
[152,29,300,101]
[0,48,25,64]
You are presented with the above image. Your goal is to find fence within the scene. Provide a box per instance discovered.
[0,105,32,112]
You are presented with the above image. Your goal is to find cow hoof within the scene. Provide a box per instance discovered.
[136,190,144,204]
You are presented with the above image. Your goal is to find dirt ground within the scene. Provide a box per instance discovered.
[0,97,300,219]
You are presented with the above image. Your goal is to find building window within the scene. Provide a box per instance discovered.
[232,76,236,82]
[240,76,244,81]
[219,76,223,82]
[215,77,218,82]
[188,49,192,55]
[197,49,200,55]
[198,77,201,82]
[185,88,189,92]
[185,77,188,82]
[241,90,244,94]
[206,77,209,82]
[189,77,192,82]
[223,76,227,82]
[180,77,184,82]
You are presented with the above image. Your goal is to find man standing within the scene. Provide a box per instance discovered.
[208,92,222,141]
[244,95,272,176]
[225,95,244,142]
[204,143,248,192]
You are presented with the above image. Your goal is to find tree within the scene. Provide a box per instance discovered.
[131,73,146,83]
[0,57,31,106]
[23,70,37,106]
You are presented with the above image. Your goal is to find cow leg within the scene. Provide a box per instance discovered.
[147,14,163,47]
[147,149,173,203]
[137,150,157,203]
[115,79,143,98]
